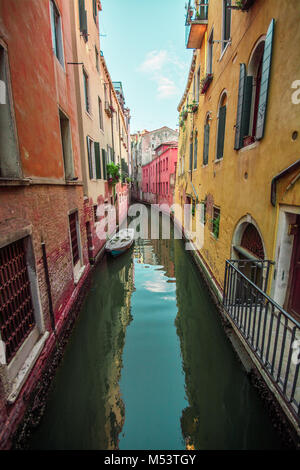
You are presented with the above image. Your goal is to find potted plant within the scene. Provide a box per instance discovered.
[200,74,213,94]
[181,110,188,120]
[230,0,255,11]
[188,100,198,113]
[243,135,255,147]
[107,162,120,186]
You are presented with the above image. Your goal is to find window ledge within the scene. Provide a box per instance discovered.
[239,140,260,153]
[85,110,93,120]
[7,331,49,404]
[202,163,209,168]
[210,232,219,241]
[214,158,223,164]
[74,264,86,285]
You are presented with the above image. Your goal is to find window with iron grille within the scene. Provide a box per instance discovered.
[0,238,36,364]
[50,0,64,66]
[69,212,80,265]
[211,206,220,238]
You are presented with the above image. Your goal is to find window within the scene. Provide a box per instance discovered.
[0,238,36,363]
[0,45,20,178]
[87,137,101,179]
[59,109,75,180]
[203,115,210,165]
[189,139,193,171]
[93,0,98,23]
[78,0,88,41]
[216,93,227,159]
[83,69,90,113]
[200,199,207,225]
[166,182,168,195]
[166,158,168,171]
[194,132,198,170]
[222,0,231,53]
[196,66,201,103]
[234,21,275,148]
[95,47,99,72]
[207,29,214,75]
[98,97,103,130]
[93,204,98,222]
[211,207,220,239]
[69,211,80,266]
[50,0,64,66]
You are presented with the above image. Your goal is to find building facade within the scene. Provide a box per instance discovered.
[141,142,178,206]
[0,0,90,448]
[175,0,300,431]
[131,127,178,200]
[70,0,131,264]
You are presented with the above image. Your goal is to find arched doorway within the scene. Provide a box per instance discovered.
[231,218,266,290]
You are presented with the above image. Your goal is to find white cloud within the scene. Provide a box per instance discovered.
[139,50,168,73]
[157,77,178,99]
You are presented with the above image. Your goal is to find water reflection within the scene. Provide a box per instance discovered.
[29,211,283,450]
[30,251,134,450]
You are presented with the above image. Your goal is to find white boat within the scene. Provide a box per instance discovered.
[105,228,134,257]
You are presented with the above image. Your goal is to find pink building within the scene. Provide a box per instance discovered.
[141,142,178,206]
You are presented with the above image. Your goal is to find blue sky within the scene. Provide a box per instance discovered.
[99,0,193,134]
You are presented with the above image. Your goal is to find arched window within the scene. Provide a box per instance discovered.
[248,40,265,138]
[216,92,227,160]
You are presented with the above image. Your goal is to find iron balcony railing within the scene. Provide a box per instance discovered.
[223,259,300,425]
[185,0,209,49]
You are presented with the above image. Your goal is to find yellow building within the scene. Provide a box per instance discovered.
[175,0,300,432]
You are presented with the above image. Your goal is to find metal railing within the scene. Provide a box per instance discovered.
[223,259,300,424]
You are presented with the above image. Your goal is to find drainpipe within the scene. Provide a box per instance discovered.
[41,242,58,346]
[271,159,300,206]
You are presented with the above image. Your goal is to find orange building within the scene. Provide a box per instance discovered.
[0,0,89,448]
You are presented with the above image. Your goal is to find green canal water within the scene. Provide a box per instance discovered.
[29,213,283,450]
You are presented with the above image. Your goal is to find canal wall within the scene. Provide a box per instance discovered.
[181,234,300,447]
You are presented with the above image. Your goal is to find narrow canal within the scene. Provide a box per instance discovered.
[29,212,283,450]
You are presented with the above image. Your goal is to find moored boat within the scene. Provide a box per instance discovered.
[105,228,134,257]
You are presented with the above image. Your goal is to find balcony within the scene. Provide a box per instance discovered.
[223,259,300,426]
[185,0,208,49]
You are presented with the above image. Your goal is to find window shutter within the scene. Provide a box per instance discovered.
[194,135,198,169]
[241,76,253,140]
[78,0,88,37]
[86,136,93,179]
[203,123,210,165]
[95,142,101,179]
[189,141,193,171]
[102,148,107,180]
[216,105,226,159]
[255,19,275,140]
[234,64,246,150]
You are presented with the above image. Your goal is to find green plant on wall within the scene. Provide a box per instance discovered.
[107,162,120,186]
[212,214,220,238]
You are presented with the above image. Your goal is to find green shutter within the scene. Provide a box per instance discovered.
[255,19,275,140]
[216,105,226,159]
[86,136,93,179]
[102,148,107,180]
[95,142,101,179]
[78,0,87,37]
[194,135,198,169]
[203,123,210,165]
[241,76,253,141]
[234,64,246,150]
[189,141,193,171]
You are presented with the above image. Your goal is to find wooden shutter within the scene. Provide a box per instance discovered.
[69,212,79,265]
[216,105,226,159]
[189,141,193,171]
[78,0,87,36]
[241,76,253,141]
[95,142,101,179]
[234,64,246,150]
[203,124,210,165]
[86,136,93,179]
[102,148,107,180]
[255,19,275,140]
[194,135,198,169]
